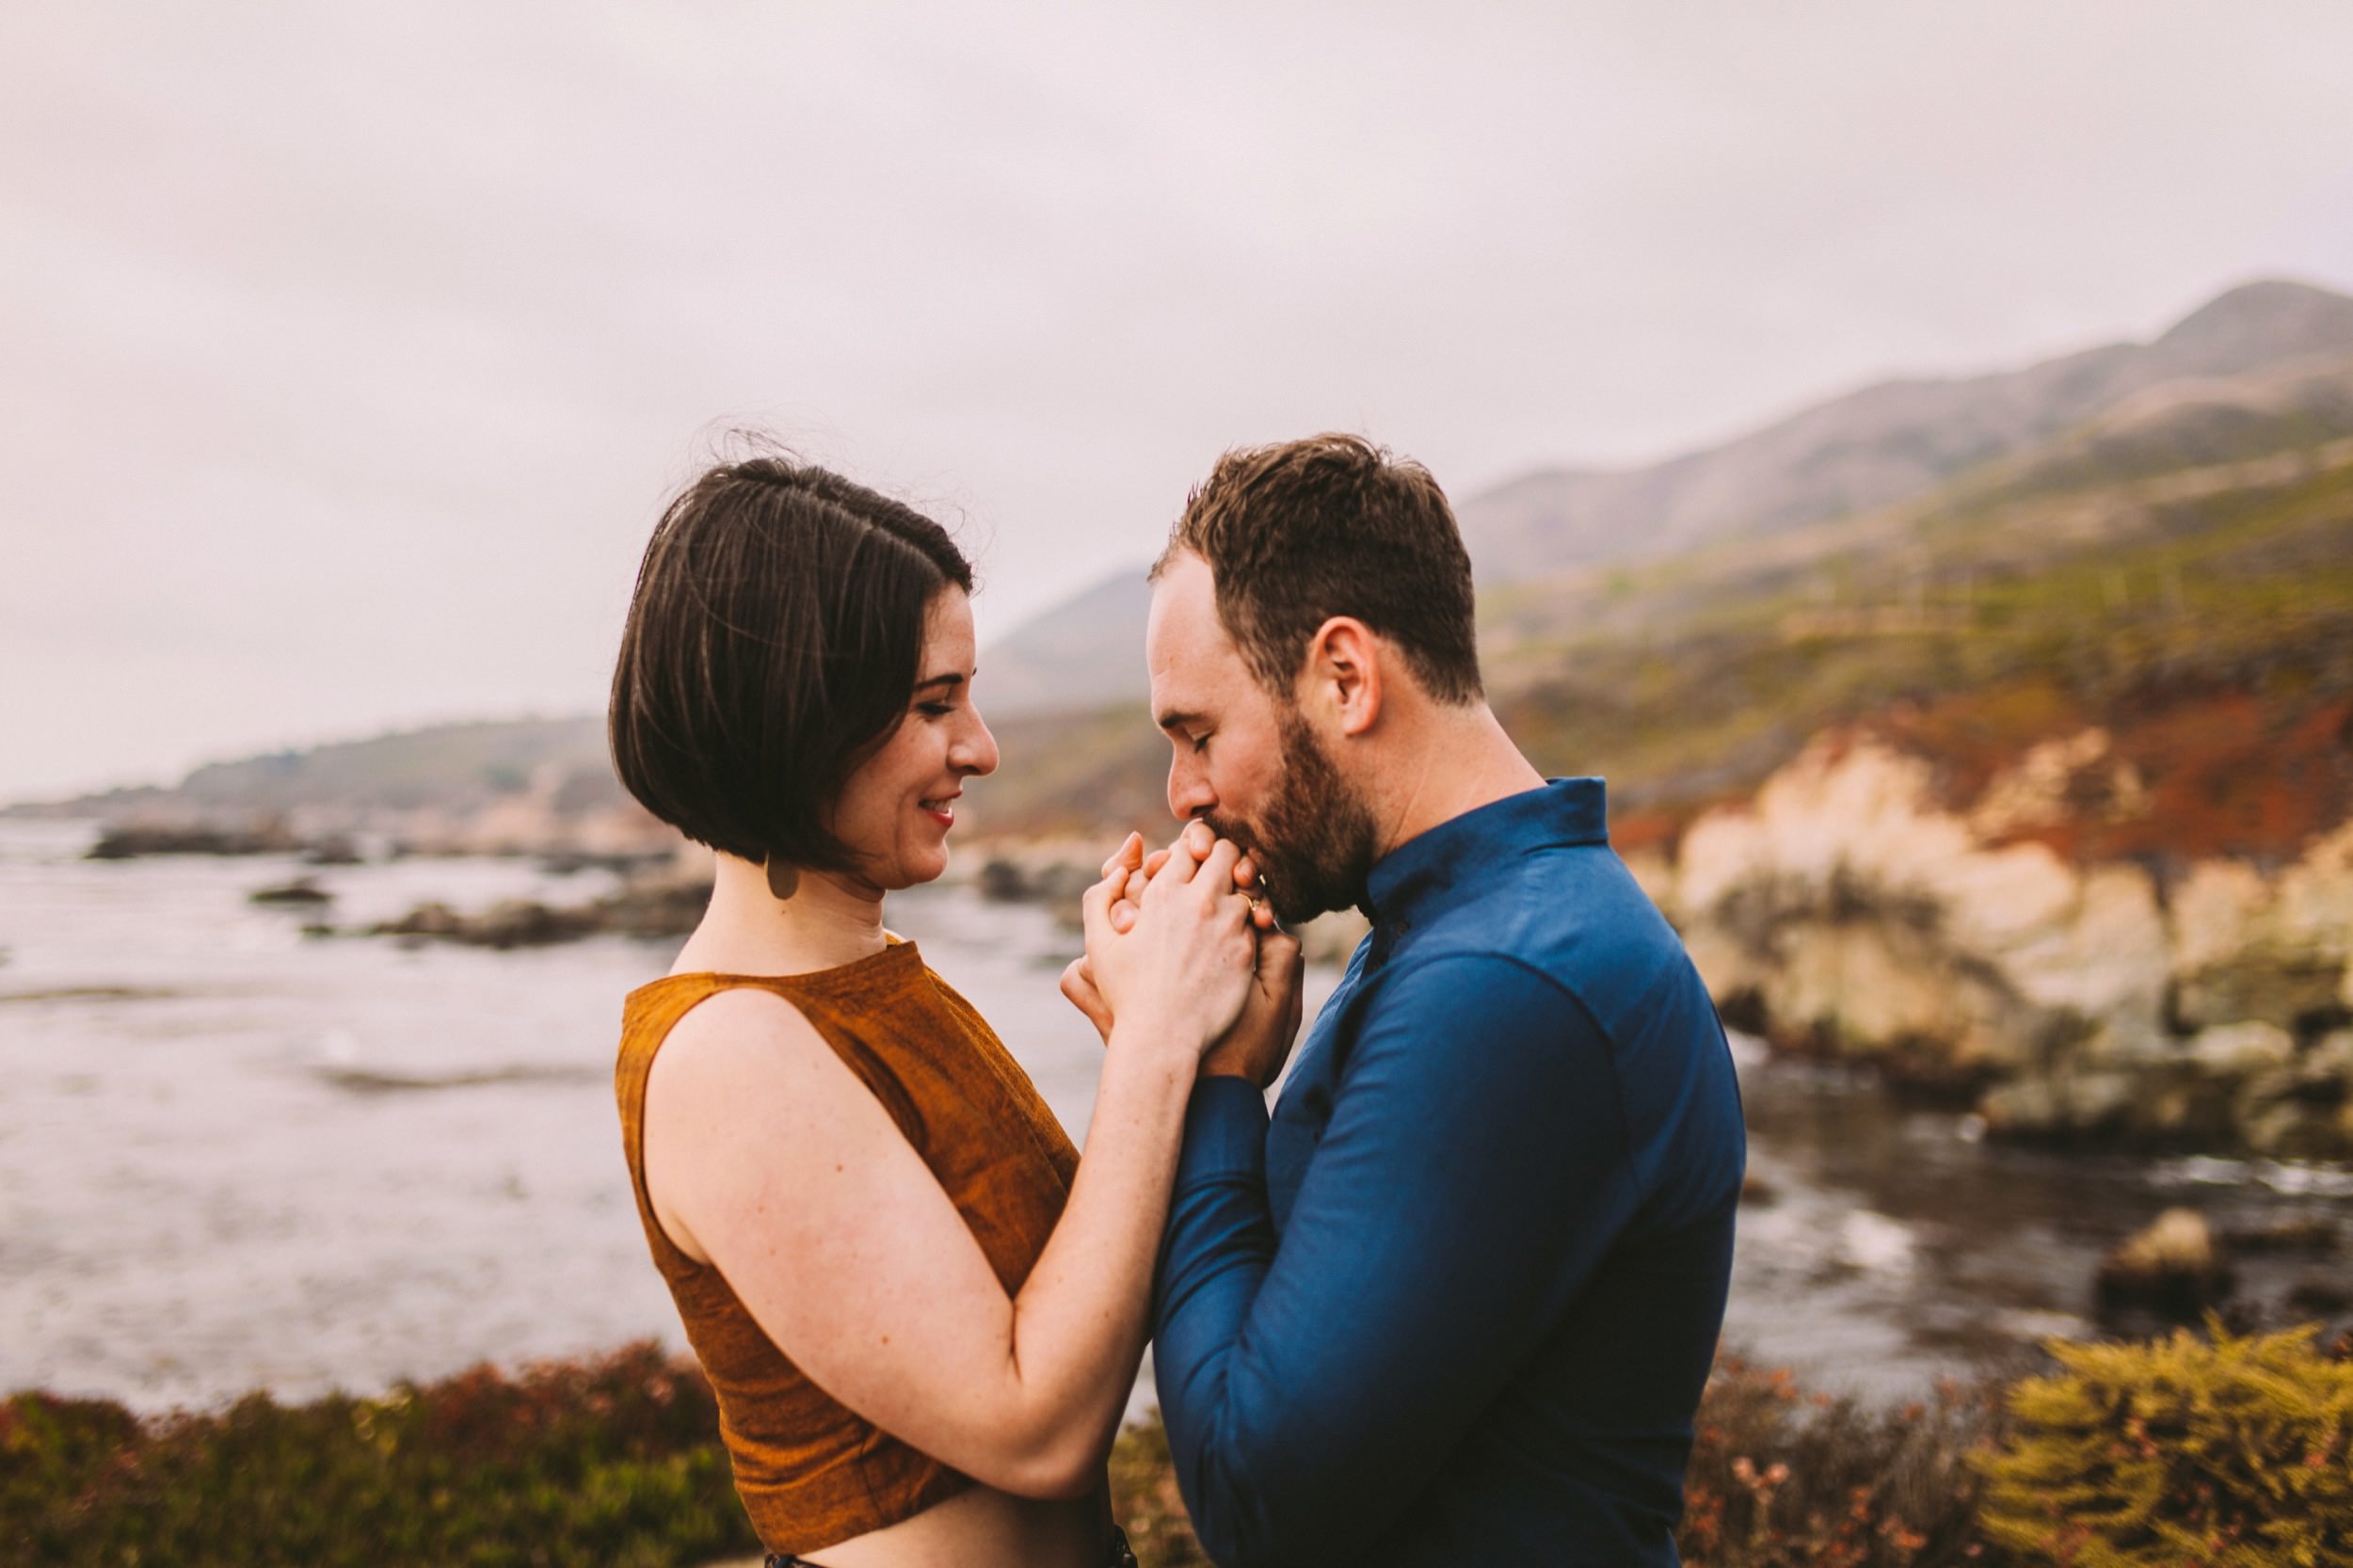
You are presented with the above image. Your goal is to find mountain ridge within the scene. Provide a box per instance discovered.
[977,278,2353,717]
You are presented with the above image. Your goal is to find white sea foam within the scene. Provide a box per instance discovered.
[1836,1209,1918,1273]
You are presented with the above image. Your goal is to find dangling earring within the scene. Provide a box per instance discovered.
[764,856,800,901]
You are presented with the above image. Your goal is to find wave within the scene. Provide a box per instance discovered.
[313,1063,601,1095]
[0,985,184,1004]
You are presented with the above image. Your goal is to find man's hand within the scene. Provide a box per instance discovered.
[1201,921,1305,1088]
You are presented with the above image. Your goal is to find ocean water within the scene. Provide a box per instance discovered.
[1,821,2344,1414]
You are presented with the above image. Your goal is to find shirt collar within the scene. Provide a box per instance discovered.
[1361,776,1609,927]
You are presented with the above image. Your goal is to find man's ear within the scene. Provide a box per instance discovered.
[1301,617,1383,738]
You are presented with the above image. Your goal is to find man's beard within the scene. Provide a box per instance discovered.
[1206,706,1380,928]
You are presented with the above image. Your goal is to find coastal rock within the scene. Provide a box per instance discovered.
[2096,1208,2233,1321]
[374,899,598,950]
[2172,958,2347,1036]
[969,840,1115,930]
[368,873,711,950]
[2001,864,2169,1037]
[596,876,711,938]
[248,877,333,906]
[2188,1021,2296,1077]
[2169,823,2353,1032]
[301,836,364,866]
[1979,1062,2218,1144]
[1676,739,1977,917]
[977,854,1098,908]
[1745,918,2004,1069]
[1667,732,2353,1155]
[1976,1077,2060,1137]
[89,820,307,858]
[2313,1028,2353,1080]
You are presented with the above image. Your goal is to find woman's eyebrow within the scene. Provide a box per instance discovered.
[913,672,968,692]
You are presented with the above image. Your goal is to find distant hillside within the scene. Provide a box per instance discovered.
[12,718,610,816]
[979,279,2353,718]
[6,717,675,858]
[975,344,2353,853]
[1457,277,2353,581]
[979,570,1152,717]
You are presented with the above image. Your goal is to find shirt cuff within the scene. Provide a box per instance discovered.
[1177,1075,1271,1187]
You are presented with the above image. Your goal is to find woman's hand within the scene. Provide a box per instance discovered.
[1114,842,1275,938]
[1060,827,1271,1045]
[1058,834,1144,1043]
[1079,821,1257,1058]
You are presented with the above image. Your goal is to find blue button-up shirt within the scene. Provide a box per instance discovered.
[1153,778,1745,1568]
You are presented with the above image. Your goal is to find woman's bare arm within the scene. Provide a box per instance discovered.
[643,833,1254,1498]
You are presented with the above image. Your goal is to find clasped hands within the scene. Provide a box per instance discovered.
[1059,822,1305,1088]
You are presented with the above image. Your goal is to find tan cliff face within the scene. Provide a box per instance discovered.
[1647,733,2353,1155]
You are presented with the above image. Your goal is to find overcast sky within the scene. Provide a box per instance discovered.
[4,1,2350,801]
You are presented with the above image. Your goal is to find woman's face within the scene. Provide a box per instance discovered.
[827,587,999,892]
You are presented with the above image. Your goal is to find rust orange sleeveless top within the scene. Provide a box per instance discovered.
[614,941,1080,1557]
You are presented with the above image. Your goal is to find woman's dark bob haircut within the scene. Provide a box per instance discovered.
[609,455,973,873]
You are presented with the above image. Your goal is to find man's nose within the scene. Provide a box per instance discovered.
[1166,756,1214,823]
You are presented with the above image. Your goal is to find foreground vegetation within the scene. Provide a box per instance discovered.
[1,1345,748,1568]
[8,1320,2348,1566]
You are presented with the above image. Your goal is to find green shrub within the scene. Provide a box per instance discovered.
[0,1343,756,1567]
[1977,1318,2353,1565]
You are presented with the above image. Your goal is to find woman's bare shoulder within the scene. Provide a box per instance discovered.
[651,983,827,1083]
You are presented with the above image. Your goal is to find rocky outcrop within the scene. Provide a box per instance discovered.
[369,873,711,951]
[248,877,333,905]
[88,820,309,858]
[975,844,1105,911]
[1662,732,2353,1155]
[2095,1208,2233,1322]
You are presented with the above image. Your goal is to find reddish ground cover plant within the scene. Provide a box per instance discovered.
[1679,1358,2007,1568]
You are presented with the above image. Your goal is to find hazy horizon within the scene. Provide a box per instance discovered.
[8,2,2351,801]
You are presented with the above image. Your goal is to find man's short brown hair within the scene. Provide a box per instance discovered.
[1157,434,1481,704]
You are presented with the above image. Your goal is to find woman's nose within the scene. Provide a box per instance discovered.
[953,712,999,776]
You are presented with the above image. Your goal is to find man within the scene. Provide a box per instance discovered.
[1088,434,1745,1567]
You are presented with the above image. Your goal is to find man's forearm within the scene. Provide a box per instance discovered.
[1152,1077,1282,1557]
[1148,955,1643,1568]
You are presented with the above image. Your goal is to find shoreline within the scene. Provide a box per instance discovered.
[8,828,2351,1429]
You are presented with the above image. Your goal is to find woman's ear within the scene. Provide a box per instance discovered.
[1303,616,1383,738]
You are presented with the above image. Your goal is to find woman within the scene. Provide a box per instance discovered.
[608,456,1265,1568]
